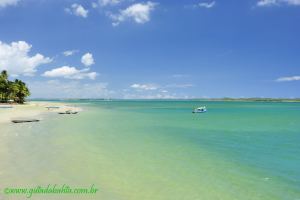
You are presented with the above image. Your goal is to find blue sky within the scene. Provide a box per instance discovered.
[0,0,299,99]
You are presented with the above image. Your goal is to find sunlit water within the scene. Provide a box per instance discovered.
[0,101,300,200]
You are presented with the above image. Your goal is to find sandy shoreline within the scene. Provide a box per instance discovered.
[0,101,81,124]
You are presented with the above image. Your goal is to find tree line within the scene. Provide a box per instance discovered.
[0,70,30,104]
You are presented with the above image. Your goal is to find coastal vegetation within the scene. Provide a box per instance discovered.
[204,97,300,102]
[0,70,30,104]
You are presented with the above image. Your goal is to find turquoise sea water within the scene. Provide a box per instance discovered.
[0,101,300,200]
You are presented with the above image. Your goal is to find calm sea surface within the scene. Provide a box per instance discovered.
[1,101,300,200]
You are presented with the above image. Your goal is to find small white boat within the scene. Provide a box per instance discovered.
[46,106,60,110]
[192,106,207,113]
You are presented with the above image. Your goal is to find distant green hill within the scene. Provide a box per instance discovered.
[202,98,300,102]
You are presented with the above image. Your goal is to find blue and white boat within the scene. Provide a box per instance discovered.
[192,106,207,113]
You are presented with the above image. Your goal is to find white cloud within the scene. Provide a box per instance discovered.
[92,2,98,8]
[123,88,190,99]
[131,83,159,90]
[165,83,194,88]
[0,41,52,76]
[81,53,95,67]
[109,1,157,26]
[286,0,300,5]
[92,0,121,8]
[0,0,20,8]
[29,80,191,99]
[65,4,88,18]
[63,50,78,56]
[125,82,193,99]
[42,66,97,80]
[257,0,278,6]
[29,80,112,99]
[123,93,178,99]
[198,1,216,8]
[99,0,122,6]
[130,83,194,91]
[276,76,300,82]
[257,0,300,6]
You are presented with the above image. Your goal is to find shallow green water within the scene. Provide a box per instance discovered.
[1,101,300,200]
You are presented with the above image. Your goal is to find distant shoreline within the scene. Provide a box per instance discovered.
[28,98,300,102]
[198,98,300,102]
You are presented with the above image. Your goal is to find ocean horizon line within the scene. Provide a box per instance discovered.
[27,97,300,102]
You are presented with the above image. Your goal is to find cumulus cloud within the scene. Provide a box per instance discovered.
[109,1,157,26]
[42,66,97,80]
[0,41,52,76]
[131,83,159,91]
[276,76,300,82]
[81,53,95,67]
[257,0,300,6]
[63,50,78,56]
[28,80,113,99]
[198,1,216,8]
[0,0,20,8]
[65,4,88,18]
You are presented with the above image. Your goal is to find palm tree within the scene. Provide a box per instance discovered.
[0,70,9,102]
[14,79,30,104]
[1,70,8,80]
[0,70,30,104]
[8,81,19,101]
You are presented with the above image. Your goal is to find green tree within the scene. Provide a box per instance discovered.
[8,81,19,101]
[0,70,9,102]
[0,70,30,104]
[14,79,30,104]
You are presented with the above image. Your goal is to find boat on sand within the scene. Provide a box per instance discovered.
[11,119,40,123]
[58,110,78,114]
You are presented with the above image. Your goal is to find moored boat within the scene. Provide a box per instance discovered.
[192,106,207,113]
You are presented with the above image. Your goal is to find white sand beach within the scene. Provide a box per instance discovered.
[0,102,81,124]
